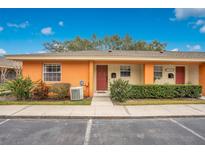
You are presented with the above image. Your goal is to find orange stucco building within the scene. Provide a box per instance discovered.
[6,50,205,96]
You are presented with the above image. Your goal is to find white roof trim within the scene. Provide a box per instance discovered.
[6,56,205,62]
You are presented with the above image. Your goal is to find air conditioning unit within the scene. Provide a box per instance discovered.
[70,87,84,100]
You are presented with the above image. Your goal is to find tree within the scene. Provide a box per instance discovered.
[122,34,133,50]
[133,41,147,50]
[44,40,66,52]
[44,34,167,52]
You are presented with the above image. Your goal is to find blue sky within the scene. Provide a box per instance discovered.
[0,8,205,54]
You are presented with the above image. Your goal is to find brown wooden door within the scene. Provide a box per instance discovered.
[176,66,185,84]
[96,65,108,91]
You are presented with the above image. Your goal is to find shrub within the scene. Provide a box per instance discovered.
[129,85,202,99]
[31,80,49,100]
[0,84,11,96]
[4,76,34,100]
[49,83,70,99]
[110,79,131,102]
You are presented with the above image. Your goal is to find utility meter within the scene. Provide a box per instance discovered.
[80,80,84,86]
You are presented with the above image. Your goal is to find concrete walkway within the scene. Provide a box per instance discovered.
[91,96,113,106]
[1,104,205,118]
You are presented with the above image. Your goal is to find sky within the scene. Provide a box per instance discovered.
[0,8,205,55]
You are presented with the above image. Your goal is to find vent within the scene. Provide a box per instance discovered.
[160,50,164,53]
[70,87,84,100]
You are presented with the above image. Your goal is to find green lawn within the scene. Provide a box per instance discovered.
[115,99,205,105]
[0,98,92,105]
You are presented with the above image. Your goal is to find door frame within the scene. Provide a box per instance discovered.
[96,64,108,91]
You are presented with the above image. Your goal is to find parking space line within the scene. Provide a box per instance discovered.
[84,119,93,145]
[0,119,10,127]
[170,118,205,142]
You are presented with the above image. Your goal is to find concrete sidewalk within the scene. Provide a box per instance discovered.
[1,104,205,118]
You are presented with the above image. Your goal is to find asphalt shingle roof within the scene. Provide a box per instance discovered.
[5,50,205,61]
[0,57,22,68]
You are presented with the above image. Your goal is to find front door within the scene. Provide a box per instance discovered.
[176,66,185,84]
[96,65,108,91]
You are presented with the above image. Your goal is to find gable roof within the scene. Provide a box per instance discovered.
[5,50,205,62]
[0,57,22,68]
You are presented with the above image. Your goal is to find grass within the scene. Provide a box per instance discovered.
[114,98,205,105]
[0,98,92,105]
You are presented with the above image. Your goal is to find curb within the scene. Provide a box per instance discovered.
[1,115,205,119]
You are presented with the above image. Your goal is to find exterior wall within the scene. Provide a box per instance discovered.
[187,64,199,84]
[154,64,199,85]
[154,65,176,84]
[22,60,202,96]
[22,61,91,96]
[93,64,144,91]
[108,64,144,84]
[22,61,43,81]
[108,64,144,89]
[199,63,205,96]
[144,64,154,84]
[88,61,94,96]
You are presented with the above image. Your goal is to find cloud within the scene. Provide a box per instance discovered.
[186,44,201,51]
[175,8,205,20]
[36,50,47,53]
[0,49,6,55]
[188,19,205,29]
[171,48,179,51]
[7,21,29,29]
[58,21,64,27]
[41,27,54,35]
[196,19,205,25]
[0,26,3,32]
[200,25,205,33]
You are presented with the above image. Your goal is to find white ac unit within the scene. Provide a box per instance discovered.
[70,87,84,100]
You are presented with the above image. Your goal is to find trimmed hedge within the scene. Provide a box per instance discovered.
[49,83,71,99]
[110,79,202,102]
[129,85,202,99]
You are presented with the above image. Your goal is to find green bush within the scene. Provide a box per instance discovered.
[31,80,49,100]
[49,83,70,99]
[129,85,202,99]
[110,79,131,102]
[4,76,34,100]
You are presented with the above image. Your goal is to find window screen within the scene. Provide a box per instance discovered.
[154,65,163,80]
[120,65,131,77]
[43,64,61,81]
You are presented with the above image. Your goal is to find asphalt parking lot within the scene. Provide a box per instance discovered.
[0,118,205,145]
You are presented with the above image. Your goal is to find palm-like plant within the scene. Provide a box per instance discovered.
[4,76,34,100]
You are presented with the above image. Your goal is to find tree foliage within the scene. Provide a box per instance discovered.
[44,34,166,52]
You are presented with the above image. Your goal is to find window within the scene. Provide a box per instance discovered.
[120,65,131,77]
[6,70,16,80]
[43,64,61,81]
[154,65,163,80]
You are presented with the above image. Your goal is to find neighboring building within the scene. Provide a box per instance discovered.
[0,57,22,83]
[5,50,205,96]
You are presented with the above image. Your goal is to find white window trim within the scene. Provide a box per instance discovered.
[120,65,131,77]
[42,63,62,82]
[154,65,163,80]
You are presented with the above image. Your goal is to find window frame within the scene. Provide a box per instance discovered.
[43,63,62,82]
[120,65,131,77]
[154,65,163,80]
